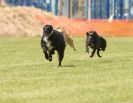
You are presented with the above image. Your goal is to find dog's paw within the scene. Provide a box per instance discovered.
[45,55,49,60]
[48,58,52,62]
[73,48,77,51]
[97,54,102,57]
[45,57,49,60]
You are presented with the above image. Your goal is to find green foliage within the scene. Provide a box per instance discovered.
[0,37,133,103]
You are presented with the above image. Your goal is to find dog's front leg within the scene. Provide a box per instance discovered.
[48,50,55,62]
[90,48,96,57]
[97,49,102,57]
[43,50,49,60]
[50,49,55,55]
[85,41,89,53]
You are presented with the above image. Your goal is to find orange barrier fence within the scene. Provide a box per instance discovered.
[36,14,133,37]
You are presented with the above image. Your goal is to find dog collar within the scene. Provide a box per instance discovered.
[48,30,53,37]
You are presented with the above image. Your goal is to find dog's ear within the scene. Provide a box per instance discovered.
[86,32,89,36]
[93,31,98,36]
[49,25,53,31]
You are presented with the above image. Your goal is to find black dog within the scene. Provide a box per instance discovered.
[85,31,107,57]
[41,24,66,66]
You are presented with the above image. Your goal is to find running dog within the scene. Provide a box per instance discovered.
[56,26,76,51]
[41,24,66,66]
[85,31,107,57]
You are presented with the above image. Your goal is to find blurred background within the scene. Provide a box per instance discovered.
[0,0,133,36]
[3,0,133,19]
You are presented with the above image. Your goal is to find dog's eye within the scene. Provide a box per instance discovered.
[44,30,47,33]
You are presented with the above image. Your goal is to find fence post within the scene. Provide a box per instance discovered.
[97,0,101,19]
[128,0,133,19]
[51,0,58,15]
[91,0,96,19]
[114,0,124,19]
[85,0,88,19]
[58,0,63,16]
[105,0,110,19]
[87,0,91,19]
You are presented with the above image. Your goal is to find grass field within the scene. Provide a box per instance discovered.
[0,37,133,103]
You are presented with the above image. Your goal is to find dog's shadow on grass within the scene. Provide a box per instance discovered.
[62,64,76,68]
[53,64,76,69]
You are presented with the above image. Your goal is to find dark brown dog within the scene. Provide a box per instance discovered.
[85,31,107,57]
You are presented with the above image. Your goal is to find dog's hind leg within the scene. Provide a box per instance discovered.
[71,43,77,51]
[70,43,76,51]
[97,49,102,57]
[67,37,76,51]
[57,50,64,66]
[90,48,96,57]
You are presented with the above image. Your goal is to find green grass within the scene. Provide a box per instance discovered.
[0,37,133,103]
